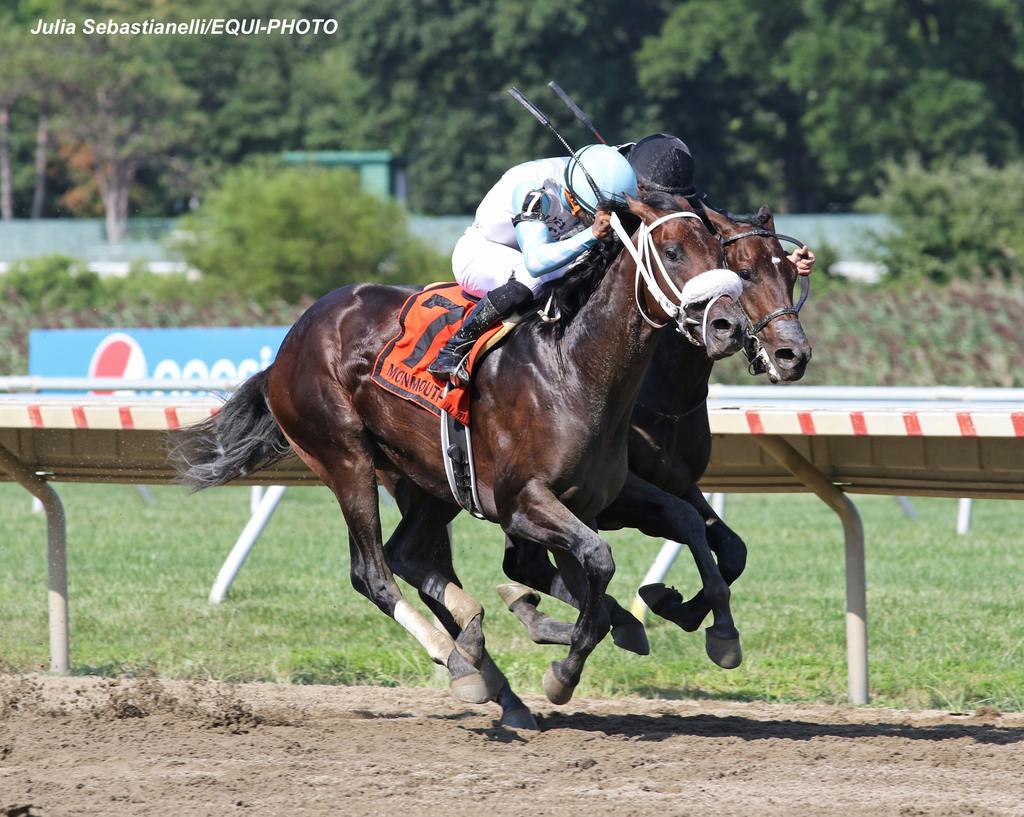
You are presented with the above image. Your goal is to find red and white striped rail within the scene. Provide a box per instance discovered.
[0,398,220,432]
[3,397,1023,438]
[709,406,1024,438]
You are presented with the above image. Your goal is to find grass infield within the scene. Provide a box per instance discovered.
[1,482,1021,711]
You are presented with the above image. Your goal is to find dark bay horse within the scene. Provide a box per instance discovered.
[490,203,812,681]
[172,194,746,714]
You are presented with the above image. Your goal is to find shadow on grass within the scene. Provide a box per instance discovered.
[530,711,1024,745]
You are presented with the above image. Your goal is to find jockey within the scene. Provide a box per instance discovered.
[428,143,638,380]
[625,133,816,276]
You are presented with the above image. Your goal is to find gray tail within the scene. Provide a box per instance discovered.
[169,367,290,490]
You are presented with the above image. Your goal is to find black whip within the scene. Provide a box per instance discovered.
[547,81,606,145]
[506,86,605,205]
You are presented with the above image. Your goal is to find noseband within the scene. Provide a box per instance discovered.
[610,211,742,345]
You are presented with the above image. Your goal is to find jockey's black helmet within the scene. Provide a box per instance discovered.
[626,133,696,196]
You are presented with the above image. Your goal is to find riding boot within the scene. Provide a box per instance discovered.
[428,279,532,382]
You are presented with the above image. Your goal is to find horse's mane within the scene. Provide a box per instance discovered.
[517,192,685,335]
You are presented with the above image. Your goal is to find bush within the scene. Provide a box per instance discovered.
[861,156,1024,282]
[712,278,1024,387]
[172,163,450,303]
[2,255,104,311]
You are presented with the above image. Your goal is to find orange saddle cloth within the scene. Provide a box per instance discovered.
[371,283,507,425]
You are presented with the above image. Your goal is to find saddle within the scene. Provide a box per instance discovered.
[371,283,519,516]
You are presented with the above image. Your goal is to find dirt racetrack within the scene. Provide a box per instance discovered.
[2,675,1023,817]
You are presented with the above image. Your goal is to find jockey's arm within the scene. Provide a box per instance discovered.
[511,183,597,278]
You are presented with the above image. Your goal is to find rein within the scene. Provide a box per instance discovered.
[609,211,742,345]
[720,226,811,331]
[719,225,812,376]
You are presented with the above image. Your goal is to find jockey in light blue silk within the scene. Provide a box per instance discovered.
[428,144,638,381]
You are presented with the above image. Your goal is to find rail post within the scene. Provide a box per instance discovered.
[0,441,69,673]
[754,435,868,705]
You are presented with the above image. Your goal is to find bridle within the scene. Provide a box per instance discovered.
[609,211,742,346]
[718,225,811,376]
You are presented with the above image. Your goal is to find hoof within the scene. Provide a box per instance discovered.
[496,582,541,610]
[542,662,577,705]
[705,630,743,669]
[450,671,491,704]
[637,582,676,612]
[501,706,540,731]
[611,619,650,656]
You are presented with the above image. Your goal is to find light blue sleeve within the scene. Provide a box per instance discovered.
[510,182,597,278]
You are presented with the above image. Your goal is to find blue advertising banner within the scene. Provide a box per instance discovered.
[29,326,290,386]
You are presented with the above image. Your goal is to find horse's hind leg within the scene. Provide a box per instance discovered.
[316,441,489,704]
[384,480,537,729]
[383,479,487,671]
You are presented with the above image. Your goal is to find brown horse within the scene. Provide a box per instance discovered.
[172,194,746,714]
[497,203,811,676]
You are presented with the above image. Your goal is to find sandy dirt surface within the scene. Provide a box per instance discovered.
[1,675,1022,817]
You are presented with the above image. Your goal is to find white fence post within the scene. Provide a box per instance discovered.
[956,498,973,535]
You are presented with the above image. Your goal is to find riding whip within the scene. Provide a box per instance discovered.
[546,81,606,145]
[506,86,605,205]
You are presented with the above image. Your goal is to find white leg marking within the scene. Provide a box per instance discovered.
[394,599,454,664]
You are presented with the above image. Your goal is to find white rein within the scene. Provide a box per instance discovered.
[609,211,742,345]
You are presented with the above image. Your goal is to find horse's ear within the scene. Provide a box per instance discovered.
[626,194,658,224]
[698,202,730,232]
[755,205,775,230]
[672,195,695,212]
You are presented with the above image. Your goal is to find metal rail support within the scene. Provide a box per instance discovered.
[0,441,69,673]
[755,435,868,705]
[956,498,973,535]
[208,485,287,604]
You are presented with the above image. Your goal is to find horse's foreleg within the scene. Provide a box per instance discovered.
[603,474,742,668]
[683,485,748,585]
[500,536,648,654]
[504,484,615,705]
[499,537,574,645]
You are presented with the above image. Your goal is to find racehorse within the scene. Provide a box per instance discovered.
[172,193,747,717]
[496,202,811,675]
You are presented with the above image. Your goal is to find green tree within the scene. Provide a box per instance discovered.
[332,0,669,213]
[781,1,1019,207]
[635,0,811,211]
[174,163,449,303]
[861,155,1024,282]
[53,32,201,241]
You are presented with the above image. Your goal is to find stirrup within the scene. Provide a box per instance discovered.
[452,352,472,386]
[539,293,561,323]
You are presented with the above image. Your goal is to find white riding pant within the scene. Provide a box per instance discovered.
[452,226,571,298]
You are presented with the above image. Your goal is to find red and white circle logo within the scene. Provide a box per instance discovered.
[88,332,148,394]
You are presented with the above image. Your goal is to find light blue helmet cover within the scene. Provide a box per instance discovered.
[564,143,638,214]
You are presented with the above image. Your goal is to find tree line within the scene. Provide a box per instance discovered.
[1,0,1022,237]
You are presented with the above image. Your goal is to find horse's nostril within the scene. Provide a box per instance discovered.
[774,347,797,363]
[711,318,734,334]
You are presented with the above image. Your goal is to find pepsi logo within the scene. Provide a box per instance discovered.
[88,332,148,394]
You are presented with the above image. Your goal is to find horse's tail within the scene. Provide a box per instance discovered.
[169,367,290,490]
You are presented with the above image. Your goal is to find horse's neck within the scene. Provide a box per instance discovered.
[561,250,660,403]
[639,331,714,414]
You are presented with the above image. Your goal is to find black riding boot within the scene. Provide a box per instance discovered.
[428,279,532,382]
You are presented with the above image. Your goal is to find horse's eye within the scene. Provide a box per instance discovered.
[664,247,679,262]
[738,268,755,281]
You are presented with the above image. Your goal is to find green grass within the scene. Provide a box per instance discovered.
[1,483,1021,710]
